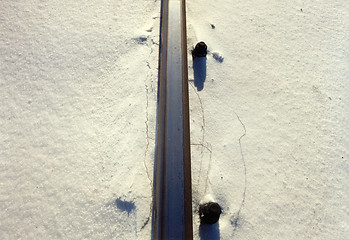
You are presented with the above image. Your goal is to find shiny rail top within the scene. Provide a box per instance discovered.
[152,0,193,239]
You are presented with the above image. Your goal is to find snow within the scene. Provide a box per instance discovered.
[1,0,348,239]
[187,1,348,239]
[1,0,159,239]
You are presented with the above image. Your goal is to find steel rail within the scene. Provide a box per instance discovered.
[152,0,193,239]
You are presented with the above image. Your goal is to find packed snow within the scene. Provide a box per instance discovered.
[1,0,348,239]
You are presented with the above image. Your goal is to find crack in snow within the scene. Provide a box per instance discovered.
[231,112,247,234]
[189,82,215,200]
[143,59,152,186]
[191,142,213,196]
[138,12,161,232]
[190,82,206,152]
[139,52,154,234]
[139,57,154,233]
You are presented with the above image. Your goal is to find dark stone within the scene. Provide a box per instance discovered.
[199,202,222,224]
[192,41,207,58]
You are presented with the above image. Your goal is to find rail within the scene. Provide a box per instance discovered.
[152,0,193,239]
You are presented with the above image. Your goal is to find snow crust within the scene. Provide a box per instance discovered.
[1,0,159,239]
[1,0,348,239]
[187,1,348,239]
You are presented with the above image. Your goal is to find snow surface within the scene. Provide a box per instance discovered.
[1,0,348,239]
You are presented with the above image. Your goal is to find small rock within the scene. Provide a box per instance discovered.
[199,202,222,224]
[192,42,207,58]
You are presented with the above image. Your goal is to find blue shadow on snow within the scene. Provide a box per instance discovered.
[114,198,136,216]
[193,56,207,91]
[199,222,220,240]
